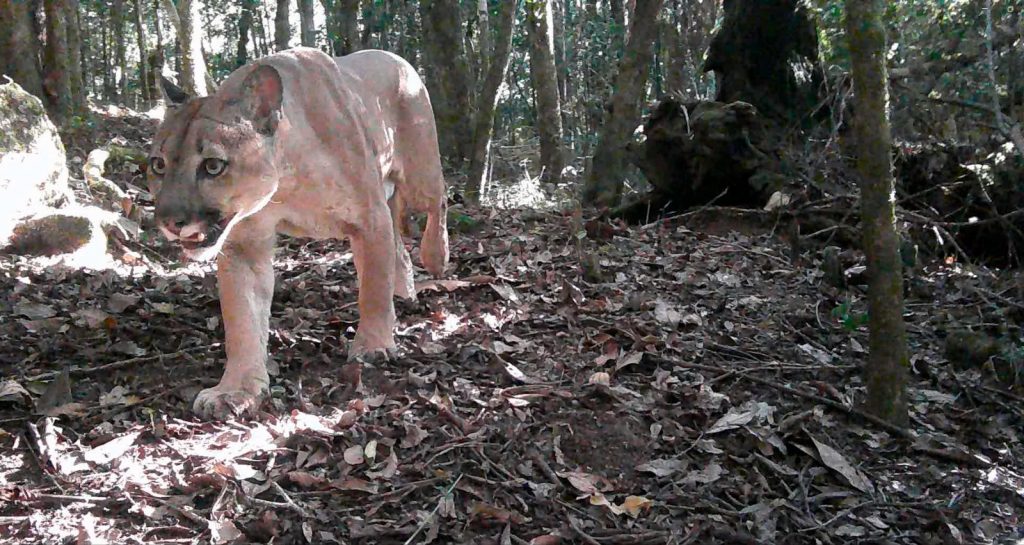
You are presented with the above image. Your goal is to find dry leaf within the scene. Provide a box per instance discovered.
[809,435,874,493]
[343,444,365,465]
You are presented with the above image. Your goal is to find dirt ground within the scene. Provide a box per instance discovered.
[1,110,1023,544]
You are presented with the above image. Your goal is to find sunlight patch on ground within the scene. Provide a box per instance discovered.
[480,168,577,211]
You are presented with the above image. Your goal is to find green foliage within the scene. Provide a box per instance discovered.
[831,300,869,332]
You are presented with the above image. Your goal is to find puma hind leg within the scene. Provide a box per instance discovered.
[420,198,448,278]
[388,188,416,300]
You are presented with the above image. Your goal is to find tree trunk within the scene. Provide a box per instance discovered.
[79,2,91,98]
[420,0,474,166]
[133,0,150,103]
[43,0,73,123]
[663,6,686,94]
[844,0,909,427]
[65,0,85,113]
[298,0,315,47]
[1,0,45,100]
[553,0,569,137]
[237,0,255,66]
[321,0,360,55]
[472,0,489,87]
[609,0,625,53]
[704,0,822,122]
[275,0,291,51]
[101,10,113,100]
[178,0,208,95]
[466,0,517,204]
[525,0,564,184]
[582,0,663,207]
[112,0,128,101]
[254,1,270,56]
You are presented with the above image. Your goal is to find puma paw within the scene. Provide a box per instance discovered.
[347,338,398,363]
[193,383,268,420]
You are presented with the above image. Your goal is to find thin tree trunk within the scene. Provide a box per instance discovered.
[43,0,73,123]
[663,4,686,94]
[582,0,663,207]
[112,0,128,100]
[178,0,208,95]
[79,2,91,98]
[298,0,315,47]
[237,0,255,66]
[133,0,150,102]
[476,0,490,86]
[338,0,360,55]
[525,0,564,184]
[65,0,85,113]
[102,10,113,99]
[466,0,518,204]
[844,0,909,427]
[275,0,291,51]
[254,1,270,56]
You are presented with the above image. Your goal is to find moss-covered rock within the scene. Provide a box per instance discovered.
[0,80,71,241]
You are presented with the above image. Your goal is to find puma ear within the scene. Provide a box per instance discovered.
[240,64,283,136]
[160,76,190,106]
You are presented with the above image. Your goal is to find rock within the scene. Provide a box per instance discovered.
[1,205,139,268]
[0,80,72,242]
[84,149,130,213]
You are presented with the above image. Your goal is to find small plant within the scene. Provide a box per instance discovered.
[831,300,869,331]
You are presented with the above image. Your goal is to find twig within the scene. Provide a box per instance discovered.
[527,448,562,487]
[146,497,208,526]
[20,493,123,507]
[568,516,603,545]
[268,480,312,518]
[25,344,220,382]
[403,474,463,545]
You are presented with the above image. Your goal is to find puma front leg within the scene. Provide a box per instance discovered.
[193,234,276,419]
[349,202,398,361]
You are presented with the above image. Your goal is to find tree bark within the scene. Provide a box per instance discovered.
[420,0,474,166]
[178,0,208,95]
[112,0,128,100]
[2,0,44,100]
[43,0,73,123]
[133,0,150,102]
[844,0,909,427]
[298,0,315,47]
[466,0,518,204]
[237,0,256,66]
[275,0,291,51]
[525,0,564,184]
[582,0,663,207]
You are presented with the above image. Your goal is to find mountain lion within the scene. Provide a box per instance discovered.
[148,47,449,419]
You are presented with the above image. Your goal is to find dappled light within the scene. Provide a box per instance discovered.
[2,0,1024,543]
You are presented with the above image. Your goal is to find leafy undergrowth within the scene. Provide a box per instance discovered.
[2,201,1024,544]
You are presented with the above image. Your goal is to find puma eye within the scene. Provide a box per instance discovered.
[150,157,166,175]
[203,158,227,177]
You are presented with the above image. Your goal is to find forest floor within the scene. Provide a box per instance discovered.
[1,110,1024,545]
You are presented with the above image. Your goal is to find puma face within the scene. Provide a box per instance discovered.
[148,66,284,261]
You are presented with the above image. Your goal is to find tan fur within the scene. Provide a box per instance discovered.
[148,48,449,419]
